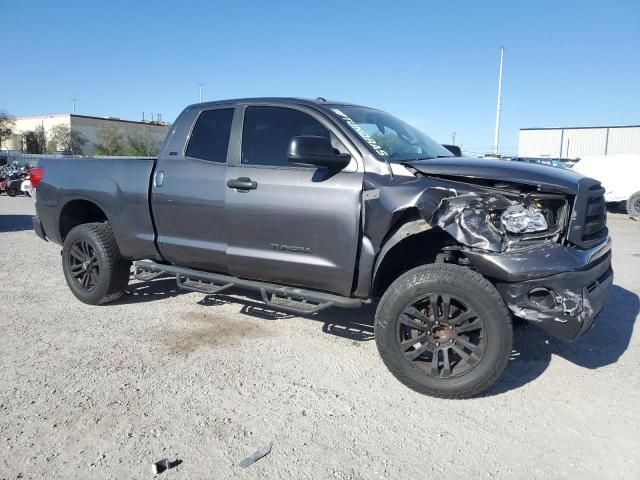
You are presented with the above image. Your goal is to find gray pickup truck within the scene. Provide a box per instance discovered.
[31,97,613,398]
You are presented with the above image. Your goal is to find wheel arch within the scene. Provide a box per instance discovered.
[59,199,110,241]
[371,212,454,298]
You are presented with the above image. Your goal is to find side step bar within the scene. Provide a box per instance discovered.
[133,260,362,315]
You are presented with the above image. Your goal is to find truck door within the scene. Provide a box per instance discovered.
[152,106,234,272]
[225,105,363,296]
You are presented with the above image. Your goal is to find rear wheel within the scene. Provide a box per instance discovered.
[375,264,512,399]
[626,191,640,219]
[62,223,131,305]
[6,184,19,196]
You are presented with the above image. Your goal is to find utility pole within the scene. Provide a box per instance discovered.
[197,83,206,103]
[493,46,504,156]
[452,131,456,145]
[71,98,77,114]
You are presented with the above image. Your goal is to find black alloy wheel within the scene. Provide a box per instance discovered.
[68,239,100,291]
[397,293,486,379]
[375,264,512,398]
[62,223,130,305]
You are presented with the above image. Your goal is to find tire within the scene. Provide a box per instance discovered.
[626,191,640,219]
[375,264,512,399]
[6,184,19,197]
[62,223,131,305]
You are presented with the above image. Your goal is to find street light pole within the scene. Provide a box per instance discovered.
[71,98,77,114]
[197,83,205,103]
[493,46,504,156]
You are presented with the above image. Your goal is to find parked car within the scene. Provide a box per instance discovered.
[30,98,612,398]
[572,154,640,217]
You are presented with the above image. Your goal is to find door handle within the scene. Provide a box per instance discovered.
[154,170,164,187]
[227,177,257,190]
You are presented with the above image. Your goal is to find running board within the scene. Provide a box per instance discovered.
[177,275,234,295]
[133,267,165,282]
[133,260,362,315]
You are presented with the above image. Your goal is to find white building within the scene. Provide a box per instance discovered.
[518,125,640,159]
[1,114,170,155]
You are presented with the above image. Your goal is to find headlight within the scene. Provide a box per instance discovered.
[500,205,548,233]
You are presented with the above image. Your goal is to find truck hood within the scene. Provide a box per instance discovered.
[406,157,584,194]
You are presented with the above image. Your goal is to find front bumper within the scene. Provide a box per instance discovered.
[465,238,613,341]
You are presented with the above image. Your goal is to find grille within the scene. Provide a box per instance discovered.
[567,179,608,248]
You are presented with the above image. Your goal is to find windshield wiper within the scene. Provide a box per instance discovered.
[396,155,454,162]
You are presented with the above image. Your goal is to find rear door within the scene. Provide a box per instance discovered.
[152,106,234,272]
[225,104,363,296]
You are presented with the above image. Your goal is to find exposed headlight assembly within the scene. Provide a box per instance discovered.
[500,205,548,233]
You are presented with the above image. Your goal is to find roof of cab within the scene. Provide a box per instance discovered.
[183,97,373,112]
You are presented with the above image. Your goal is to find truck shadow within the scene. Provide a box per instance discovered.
[486,284,638,396]
[119,281,377,342]
[198,290,377,341]
[0,214,33,232]
[119,278,637,397]
[119,277,185,303]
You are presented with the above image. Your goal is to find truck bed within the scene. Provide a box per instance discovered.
[34,156,159,260]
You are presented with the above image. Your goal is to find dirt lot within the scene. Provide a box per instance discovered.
[1,195,638,479]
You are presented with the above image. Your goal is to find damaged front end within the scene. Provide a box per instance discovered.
[427,190,571,252]
[403,160,613,341]
[465,238,613,340]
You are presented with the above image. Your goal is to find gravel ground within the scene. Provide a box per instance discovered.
[1,195,639,479]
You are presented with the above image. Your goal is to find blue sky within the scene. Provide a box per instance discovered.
[1,0,639,155]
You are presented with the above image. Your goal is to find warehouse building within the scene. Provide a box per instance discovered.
[518,125,640,159]
[1,113,170,155]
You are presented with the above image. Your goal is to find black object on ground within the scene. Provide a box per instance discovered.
[152,458,182,475]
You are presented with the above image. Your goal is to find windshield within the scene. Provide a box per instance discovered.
[328,105,453,162]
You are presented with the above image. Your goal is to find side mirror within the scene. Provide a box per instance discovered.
[288,136,351,170]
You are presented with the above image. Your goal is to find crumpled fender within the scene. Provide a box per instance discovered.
[425,193,513,252]
[362,174,516,257]
[358,172,520,297]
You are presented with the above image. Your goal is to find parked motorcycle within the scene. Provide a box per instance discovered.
[0,163,31,196]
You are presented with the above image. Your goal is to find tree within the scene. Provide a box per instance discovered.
[23,125,46,153]
[49,124,87,155]
[0,111,16,147]
[24,131,41,153]
[124,128,161,156]
[95,125,125,155]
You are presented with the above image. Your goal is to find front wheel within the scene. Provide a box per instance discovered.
[6,184,19,197]
[375,264,512,399]
[62,223,131,305]
[626,191,640,219]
